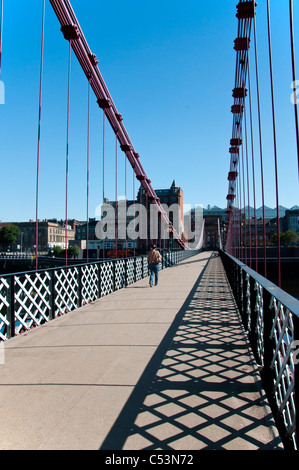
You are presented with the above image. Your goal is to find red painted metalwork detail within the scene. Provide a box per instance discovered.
[50,0,188,250]
[97,98,111,109]
[234,37,250,51]
[60,24,80,40]
[231,104,243,114]
[120,144,132,152]
[236,1,256,19]
[229,147,240,154]
[232,87,247,99]
[228,171,238,181]
[230,138,242,146]
[88,53,98,66]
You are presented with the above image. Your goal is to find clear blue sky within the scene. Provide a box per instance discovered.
[0,0,298,223]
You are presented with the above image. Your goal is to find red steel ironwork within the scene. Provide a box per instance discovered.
[225,1,255,262]
[49,0,187,250]
[35,0,46,270]
[289,0,299,180]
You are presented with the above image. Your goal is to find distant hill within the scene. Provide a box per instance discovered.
[203,205,298,219]
[244,205,289,219]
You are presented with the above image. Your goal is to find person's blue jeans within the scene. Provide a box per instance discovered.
[149,263,159,286]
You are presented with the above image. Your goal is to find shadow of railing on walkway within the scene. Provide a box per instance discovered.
[100,253,282,450]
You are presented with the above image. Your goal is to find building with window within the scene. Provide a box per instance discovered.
[0,220,76,252]
[284,208,299,235]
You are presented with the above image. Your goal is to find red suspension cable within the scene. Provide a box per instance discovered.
[0,0,3,79]
[35,0,46,271]
[86,80,91,263]
[102,111,105,260]
[253,2,267,278]
[243,103,252,268]
[124,153,127,258]
[241,141,247,264]
[266,0,281,287]
[65,40,71,266]
[289,0,299,180]
[115,135,118,259]
[49,0,187,250]
[247,58,258,271]
[132,168,135,256]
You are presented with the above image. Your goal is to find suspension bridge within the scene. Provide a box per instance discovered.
[0,0,298,451]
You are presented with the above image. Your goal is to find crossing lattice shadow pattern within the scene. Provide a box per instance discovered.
[101,253,282,450]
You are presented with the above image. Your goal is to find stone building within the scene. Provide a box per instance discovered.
[0,220,75,251]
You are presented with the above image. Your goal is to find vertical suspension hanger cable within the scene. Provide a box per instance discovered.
[237,167,242,261]
[102,110,105,261]
[132,168,135,257]
[253,1,267,278]
[244,102,252,268]
[247,55,258,271]
[65,40,71,267]
[124,153,127,258]
[241,141,247,264]
[266,0,281,287]
[238,89,245,262]
[35,0,46,271]
[0,0,3,79]
[237,123,243,262]
[289,0,299,180]
[139,182,143,254]
[115,135,118,259]
[86,79,91,264]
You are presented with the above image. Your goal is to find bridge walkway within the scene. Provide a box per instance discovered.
[0,251,282,450]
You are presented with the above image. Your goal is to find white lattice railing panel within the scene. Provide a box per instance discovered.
[14,272,51,335]
[115,259,126,291]
[126,258,135,286]
[135,257,143,281]
[163,252,171,268]
[0,251,199,342]
[245,272,251,333]
[254,281,264,366]
[81,264,99,304]
[0,277,10,341]
[270,297,295,447]
[100,262,114,296]
[143,257,148,277]
[55,267,79,315]
[220,249,299,450]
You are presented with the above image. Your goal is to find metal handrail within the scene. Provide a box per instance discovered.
[220,249,298,450]
[0,249,200,343]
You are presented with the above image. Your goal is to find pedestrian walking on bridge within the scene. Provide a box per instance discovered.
[147,244,162,287]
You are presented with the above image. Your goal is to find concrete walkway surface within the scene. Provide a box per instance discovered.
[0,251,282,450]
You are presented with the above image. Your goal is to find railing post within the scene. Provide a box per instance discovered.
[134,257,137,283]
[125,258,128,287]
[249,279,258,362]
[261,289,290,448]
[7,275,15,339]
[243,271,251,333]
[294,313,299,451]
[112,260,116,292]
[49,270,55,320]
[262,289,274,389]
[98,262,102,298]
[78,266,82,308]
